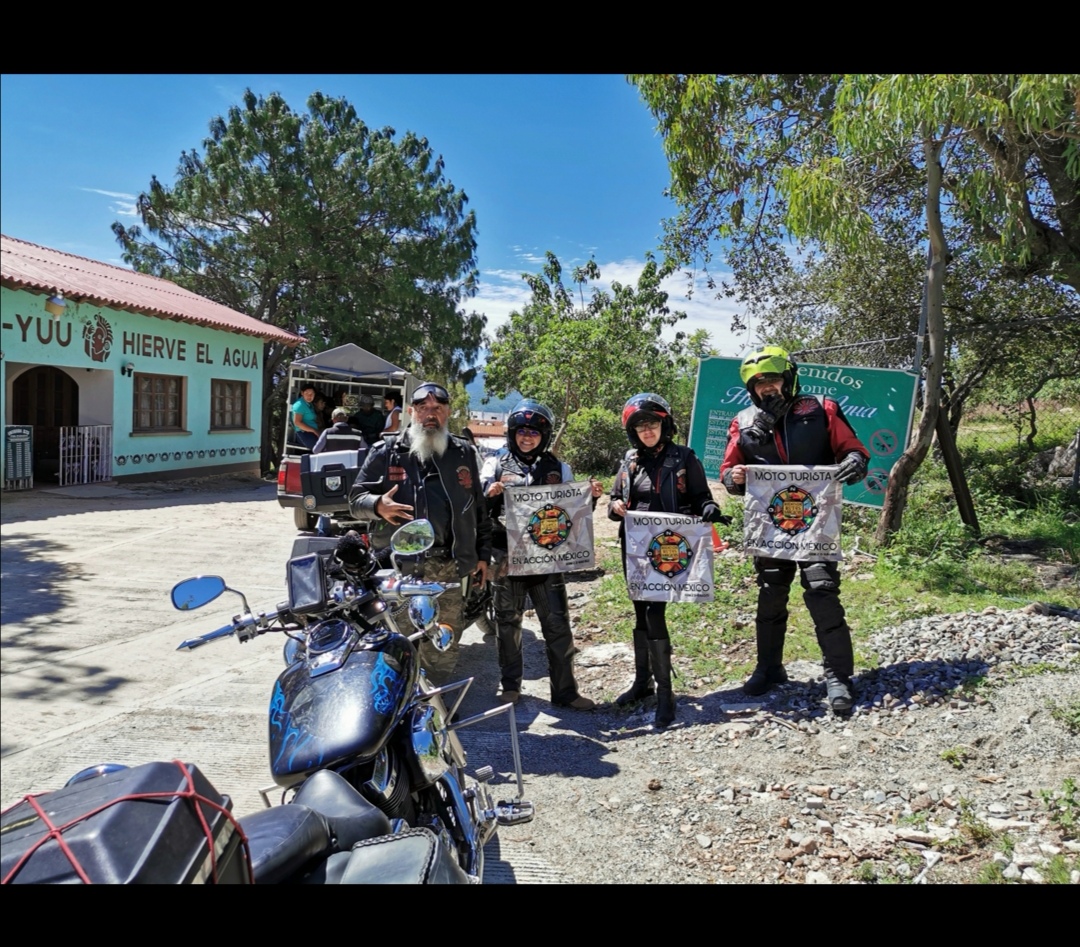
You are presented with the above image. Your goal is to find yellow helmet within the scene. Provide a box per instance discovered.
[739,346,800,406]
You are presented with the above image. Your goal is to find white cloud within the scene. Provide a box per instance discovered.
[473,255,754,357]
[79,187,137,200]
[79,187,140,219]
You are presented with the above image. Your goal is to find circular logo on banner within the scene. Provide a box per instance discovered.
[526,504,571,549]
[767,485,819,536]
[647,529,693,577]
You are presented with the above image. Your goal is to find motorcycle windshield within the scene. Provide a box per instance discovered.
[268,636,415,784]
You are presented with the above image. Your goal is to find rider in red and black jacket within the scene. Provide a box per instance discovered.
[719,347,869,714]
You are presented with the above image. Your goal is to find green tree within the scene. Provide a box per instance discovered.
[632,74,1080,541]
[484,252,688,470]
[745,224,1080,433]
[633,74,1080,295]
[113,89,485,469]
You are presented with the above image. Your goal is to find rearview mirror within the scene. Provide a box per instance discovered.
[171,576,228,611]
[390,519,435,556]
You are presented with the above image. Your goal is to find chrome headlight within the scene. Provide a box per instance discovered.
[427,623,453,653]
[408,594,438,632]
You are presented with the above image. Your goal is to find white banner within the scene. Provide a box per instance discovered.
[744,465,844,561]
[625,511,715,602]
[505,481,595,576]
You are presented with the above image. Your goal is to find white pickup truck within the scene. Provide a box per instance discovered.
[275,343,416,531]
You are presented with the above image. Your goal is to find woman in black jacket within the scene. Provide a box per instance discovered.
[608,393,725,727]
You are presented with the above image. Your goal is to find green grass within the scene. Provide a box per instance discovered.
[1041,777,1078,840]
[941,746,974,770]
[1041,854,1077,884]
[1047,699,1080,735]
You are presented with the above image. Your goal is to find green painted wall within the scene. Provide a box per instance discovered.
[2,287,264,480]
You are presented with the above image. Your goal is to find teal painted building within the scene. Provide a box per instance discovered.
[1,235,300,486]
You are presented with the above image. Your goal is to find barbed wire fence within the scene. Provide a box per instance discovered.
[791,330,1080,496]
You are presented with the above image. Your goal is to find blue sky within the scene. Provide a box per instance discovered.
[1,74,751,359]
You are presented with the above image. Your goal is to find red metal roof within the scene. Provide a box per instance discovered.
[1,234,301,345]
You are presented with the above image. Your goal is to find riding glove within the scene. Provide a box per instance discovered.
[835,451,868,485]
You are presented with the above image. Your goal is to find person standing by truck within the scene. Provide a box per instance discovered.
[292,382,320,450]
[383,390,402,434]
[349,394,386,444]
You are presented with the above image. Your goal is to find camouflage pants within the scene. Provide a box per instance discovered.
[406,557,468,685]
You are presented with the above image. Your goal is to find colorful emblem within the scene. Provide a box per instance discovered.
[646,529,693,577]
[767,485,819,536]
[792,397,818,416]
[388,465,407,482]
[457,465,473,490]
[526,503,571,549]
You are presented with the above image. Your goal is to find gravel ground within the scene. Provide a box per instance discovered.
[477,496,1079,885]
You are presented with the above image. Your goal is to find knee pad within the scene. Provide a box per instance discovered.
[755,558,796,590]
[801,561,839,593]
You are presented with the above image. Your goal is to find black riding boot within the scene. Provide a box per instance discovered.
[816,624,855,714]
[648,639,675,728]
[744,621,789,696]
[616,626,654,706]
[745,559,793,696]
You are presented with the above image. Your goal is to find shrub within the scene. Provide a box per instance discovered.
[560,406,628,477]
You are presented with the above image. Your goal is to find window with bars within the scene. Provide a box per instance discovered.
[132,373,185,432]
[211,379,249,430]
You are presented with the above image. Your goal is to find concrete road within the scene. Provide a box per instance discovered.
[1,475,555,880]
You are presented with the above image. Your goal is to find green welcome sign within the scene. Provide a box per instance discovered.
[688,357,919,509]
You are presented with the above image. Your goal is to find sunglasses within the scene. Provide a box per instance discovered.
[411,384,450,405]
[516,427,541,438]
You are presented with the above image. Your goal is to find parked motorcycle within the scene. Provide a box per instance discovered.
[172,519,533,883]
[2,520,531,884]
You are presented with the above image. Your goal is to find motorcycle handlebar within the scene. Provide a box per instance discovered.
[176,607,284,651]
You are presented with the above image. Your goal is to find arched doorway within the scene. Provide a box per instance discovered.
[12,366,80,482]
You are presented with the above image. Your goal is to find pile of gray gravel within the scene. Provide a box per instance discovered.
[473,606,1078,884]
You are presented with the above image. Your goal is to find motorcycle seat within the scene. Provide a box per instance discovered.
[291,769,393,850]
[241,804,332,885]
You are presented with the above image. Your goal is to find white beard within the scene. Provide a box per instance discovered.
[407,419,449,464]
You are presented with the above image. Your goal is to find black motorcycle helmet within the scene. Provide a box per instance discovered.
[507,399,555,462]
[622,393,676,450]
[739,346,800,407]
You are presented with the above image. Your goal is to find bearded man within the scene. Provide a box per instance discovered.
[349,382,491,682]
